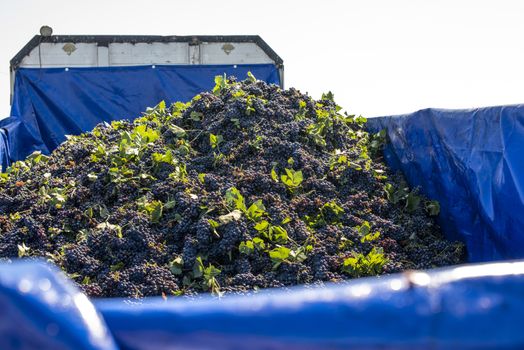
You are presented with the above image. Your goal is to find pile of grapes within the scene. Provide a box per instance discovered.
[0,74,465,298]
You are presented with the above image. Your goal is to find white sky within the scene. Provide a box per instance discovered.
[1,0,523,118]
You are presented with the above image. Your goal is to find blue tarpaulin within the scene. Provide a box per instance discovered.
[366,106,524,263]
[0,64,280,164]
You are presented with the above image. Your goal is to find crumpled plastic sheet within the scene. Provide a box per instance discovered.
[2,259,524,350]
[366,106,524,262]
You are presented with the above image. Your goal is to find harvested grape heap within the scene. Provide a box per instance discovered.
[0,74,465,298]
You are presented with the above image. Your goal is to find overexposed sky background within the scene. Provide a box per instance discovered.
[0,0,523,118]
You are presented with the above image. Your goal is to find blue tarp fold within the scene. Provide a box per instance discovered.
[0,261,117,350]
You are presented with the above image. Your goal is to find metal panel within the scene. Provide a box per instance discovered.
[200,42,274,64]
[10,35,283,70]
[188,44,200,65]
[16,42,273,67]
[9,69,14,107]
[108,42,189,65]
[97,46,109,67]
[279,66,285,89]
[20,43,98,67]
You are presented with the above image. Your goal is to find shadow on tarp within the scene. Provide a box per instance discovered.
[367,105,524,262]
[2,259,524,350]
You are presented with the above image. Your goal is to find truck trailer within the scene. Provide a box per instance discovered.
[1,30,524,350]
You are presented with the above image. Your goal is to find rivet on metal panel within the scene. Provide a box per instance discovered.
[62,43,76,56]
[222,43,235,55]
